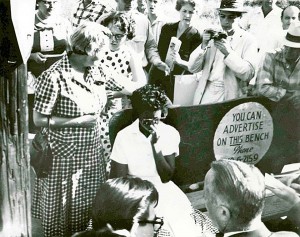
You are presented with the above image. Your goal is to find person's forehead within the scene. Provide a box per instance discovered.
[218,11,237,16]
[283,6,300,16]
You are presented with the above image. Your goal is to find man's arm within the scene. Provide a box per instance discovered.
[144,20,170,75]
[221,35,258,82]
[257,53,286,101]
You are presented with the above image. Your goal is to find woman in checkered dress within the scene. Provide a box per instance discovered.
[32,22,109,237]
[99,11,147,166]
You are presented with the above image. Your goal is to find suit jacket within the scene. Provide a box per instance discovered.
[188,27,258,105]
[226,223,298,237]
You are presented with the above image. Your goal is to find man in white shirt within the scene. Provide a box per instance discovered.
[264,5,300,53]
[204,159,298,237]
[239,0,282,54]
[116,0,170,75]
[146,0,165,44]
[188,0,258,105]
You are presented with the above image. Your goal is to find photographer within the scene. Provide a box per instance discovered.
[188,0,259,105]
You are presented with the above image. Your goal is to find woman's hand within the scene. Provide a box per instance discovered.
[77,114,98,128]
[30,52,47,63]
[148,124,160,145]
[172,52,183,65]
[202,29,213,48]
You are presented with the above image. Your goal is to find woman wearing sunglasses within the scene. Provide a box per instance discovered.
[99,11,147,167]
[109,85,216,237]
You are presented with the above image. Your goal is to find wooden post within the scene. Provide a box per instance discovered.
[0,64,31,236]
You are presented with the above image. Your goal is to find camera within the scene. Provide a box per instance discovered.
[205,29,227,41]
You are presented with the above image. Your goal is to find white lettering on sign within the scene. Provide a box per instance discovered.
[213,102,273,164]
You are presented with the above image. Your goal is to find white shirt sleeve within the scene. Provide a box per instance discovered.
[159,126,180,157]
[110,132,128,165]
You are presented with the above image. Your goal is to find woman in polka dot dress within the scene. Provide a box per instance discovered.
[99,11,147,167]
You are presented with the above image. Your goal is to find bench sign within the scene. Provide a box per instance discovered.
[213,102,273,164]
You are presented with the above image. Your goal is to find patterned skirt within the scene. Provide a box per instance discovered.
[32,128,106,237]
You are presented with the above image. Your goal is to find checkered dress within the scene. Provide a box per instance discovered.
[32,55,107,236]
[72,0,113,28]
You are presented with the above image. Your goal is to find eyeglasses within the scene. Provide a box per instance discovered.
[108,32,126,41]
[108,217,164,237]
[138,217,164,236]
[41,1,58,6]
[141,116,167,126]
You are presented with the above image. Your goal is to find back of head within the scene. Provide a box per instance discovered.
[92,177,158,231]
[209,160,265,228]
[131,84,171,116]
[70,22,109,56]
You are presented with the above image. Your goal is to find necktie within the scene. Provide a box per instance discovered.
[216,232,224,237]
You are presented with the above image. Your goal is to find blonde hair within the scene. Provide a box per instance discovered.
[70,22,109,56]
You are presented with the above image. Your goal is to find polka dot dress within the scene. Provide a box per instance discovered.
[99,45,133,168]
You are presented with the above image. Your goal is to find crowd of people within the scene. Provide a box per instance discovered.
[28,0,300,236]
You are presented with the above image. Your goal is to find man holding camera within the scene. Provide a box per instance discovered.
[188,0,258,105]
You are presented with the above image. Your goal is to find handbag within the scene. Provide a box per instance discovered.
[173,73,200,106]
[30,117,53,178]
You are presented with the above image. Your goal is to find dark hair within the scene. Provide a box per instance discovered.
[175,0,196,11]
[72,228,124,237]
[131,85,171,116]
[210,160,265,228]
[100,11,135,40]
[92,177,159,231]
[281,5,300,20]
[218,11,242,18]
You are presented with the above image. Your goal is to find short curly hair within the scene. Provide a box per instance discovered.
[175,0,196,11]
[131,84,172,115]
[100,11,135,40]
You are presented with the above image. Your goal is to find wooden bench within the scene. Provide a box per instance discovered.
[109,96,299,221]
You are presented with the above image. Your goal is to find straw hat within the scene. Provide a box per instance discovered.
[217,0,247,13]
[283,22,300,48]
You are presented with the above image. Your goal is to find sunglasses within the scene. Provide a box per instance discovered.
[109,217,164,237]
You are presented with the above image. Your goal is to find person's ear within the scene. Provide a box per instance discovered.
[218,204,231,225]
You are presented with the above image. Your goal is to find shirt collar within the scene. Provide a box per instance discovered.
[274,48,300,64]
[224,220,265,237]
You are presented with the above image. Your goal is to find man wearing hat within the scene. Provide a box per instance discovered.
[257,22,300,108]
[188,0,258,105]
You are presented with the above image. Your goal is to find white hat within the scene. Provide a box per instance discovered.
[283,22,300,48]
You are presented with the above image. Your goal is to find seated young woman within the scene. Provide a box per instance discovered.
[109,84,216,237]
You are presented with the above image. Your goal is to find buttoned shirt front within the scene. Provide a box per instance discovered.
[257,48,300,102]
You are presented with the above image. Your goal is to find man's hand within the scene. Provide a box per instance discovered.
[287,91,300,110]
[30,52,47,63]
[214,38,232,57]
[154,61,170,76]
